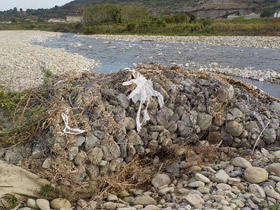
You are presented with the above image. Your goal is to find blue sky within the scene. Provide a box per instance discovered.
[0,0,73,11]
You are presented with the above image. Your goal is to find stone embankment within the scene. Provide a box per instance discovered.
[3,63,280,209]
[0,31,98,91]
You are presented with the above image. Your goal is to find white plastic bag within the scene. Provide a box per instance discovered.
[61,113,86,135]
[123,69,164,132]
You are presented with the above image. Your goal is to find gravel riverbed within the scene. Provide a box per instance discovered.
[84,34,280,49]
[0,31,98,91]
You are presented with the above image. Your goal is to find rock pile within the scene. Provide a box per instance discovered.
[2,63,280,209]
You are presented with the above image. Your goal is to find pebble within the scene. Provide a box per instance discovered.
[185,193,204,206]
[231,157,252,168]
[215,170,230,183]
[248,184,266,198]
[27,198,37,208]
[244,167,268,183]
[266,163,280,177]
[36,199,50,210]
[151,174,171,188]
[195,173,210,183]
[51,198,71,209]
[133,196,157,206]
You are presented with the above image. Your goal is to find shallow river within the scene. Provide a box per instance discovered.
[34,33,280,98]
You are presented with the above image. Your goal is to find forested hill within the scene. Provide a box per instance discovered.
[0,0,279,22]
[63,0,280,15]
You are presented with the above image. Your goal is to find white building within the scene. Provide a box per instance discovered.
[274,11,280,18]
[48,18,66,23]
[66,16,83,23]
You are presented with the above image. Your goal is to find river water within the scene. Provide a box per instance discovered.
[33,33,280,98]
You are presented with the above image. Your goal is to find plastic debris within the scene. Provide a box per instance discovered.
[61,113,86,135]
[123,68,164,132]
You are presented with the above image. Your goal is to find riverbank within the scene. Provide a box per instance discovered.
[0,31,98,91]
[1,18,280,37]
[84,34,280,49]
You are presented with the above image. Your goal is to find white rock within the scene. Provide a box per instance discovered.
[195,173,210,183]
[216,183,232,191]
[185,193,204,206]
[36,199,50,210]
[248,184,266,198]
[27,198,37,208]
[188,181,205,188]
[50,198,71,209]
[264,186,280,200]
[143,205,160,210]
[231,157,252,168]
[151,174,171,188]
[215,169,229,183]
[104,202,117,210]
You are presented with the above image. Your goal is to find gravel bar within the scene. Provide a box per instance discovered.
[0,31,98,91]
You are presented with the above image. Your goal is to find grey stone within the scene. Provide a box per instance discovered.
[88,147,103,165]
[102,141,121,161]
[231,157,252,168]
[75,136,85,147]
[86,164,99,179]
[244,167,268,184]
[263,128,277,144]
[266,163,280,177]
[248,184,266,199]
[215,169,229,183]
[142,205,160,210]
[157,107,174,125]
[74,151,87,166]
[117,93,129,108]
[42,158,52,169]
[85,134,100,151]
[133,196,156,206]
[225,121,243,137]
[120,117,136,131]
[264,186,280,200]
[166,121,177,133]
[151,174,171,188]
[127,130,142,145]
[36,199,50,210]
[177,121,193,137]
[246,121,260,134]
[188,181,205,188]
[271,101,280,112]
[185,193,204,206]
[159,187,175,195]
[228,108,244,121]
[68,146,79,160]
[216,183,231,191]
[197,113,212,130]
[104,202,117,210]
[166,161,180,175]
